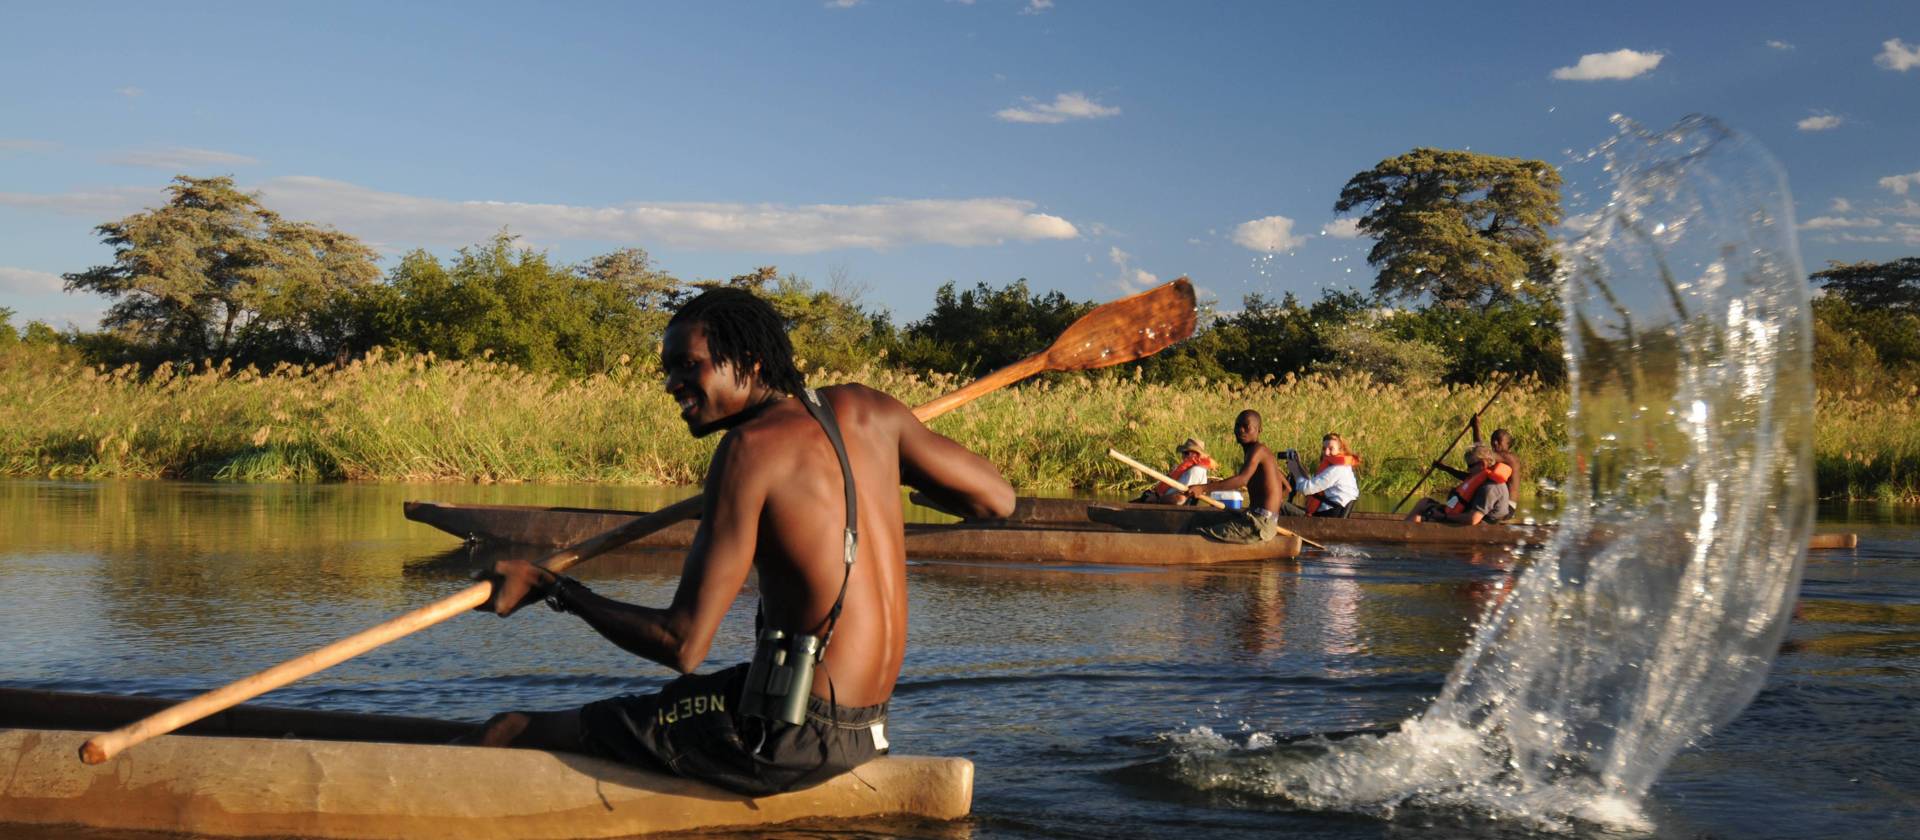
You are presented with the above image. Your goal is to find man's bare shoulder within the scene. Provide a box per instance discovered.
[818,383,912,426]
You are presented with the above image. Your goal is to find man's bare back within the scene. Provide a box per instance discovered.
[720,383,1009,707]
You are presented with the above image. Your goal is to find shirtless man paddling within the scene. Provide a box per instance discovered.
[469,288,1015,796]
[1184,409,1288,543]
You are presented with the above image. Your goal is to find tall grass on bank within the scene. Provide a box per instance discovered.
[3,345,1915,501]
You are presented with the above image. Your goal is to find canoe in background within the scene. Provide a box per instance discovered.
[1084,504,1551,545]
[405,501,1303,565]
[937,495,1859,550]
[0,688,972,839]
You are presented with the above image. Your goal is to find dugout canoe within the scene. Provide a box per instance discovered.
[938,495,1859,550]
[404,500,1302,564]
[405,499,1853,554]
[1073,502,1859,549]
[0,687,971,839]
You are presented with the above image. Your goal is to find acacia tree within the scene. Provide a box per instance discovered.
[63,176,380,365]
[1811,257,1920,314]
[1333,148,1562,306]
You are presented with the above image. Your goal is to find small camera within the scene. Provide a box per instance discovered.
[740,628,821,726]
[1281,449,1298,462]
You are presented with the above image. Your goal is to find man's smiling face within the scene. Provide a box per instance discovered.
[661,321,757,437]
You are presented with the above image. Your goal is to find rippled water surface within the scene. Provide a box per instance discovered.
[1,480,1915,838]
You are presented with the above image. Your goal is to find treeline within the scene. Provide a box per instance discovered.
[6,164,1918,395]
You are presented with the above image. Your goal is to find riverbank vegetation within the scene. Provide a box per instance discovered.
[6,157,1918,502]
[4,340,1916,501]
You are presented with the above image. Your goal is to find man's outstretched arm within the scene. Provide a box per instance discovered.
[481,433,762,673]
[896,397,1014,520]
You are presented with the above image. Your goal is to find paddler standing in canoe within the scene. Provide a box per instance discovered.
[1182,409,1289,543]
[468,287,1016,796]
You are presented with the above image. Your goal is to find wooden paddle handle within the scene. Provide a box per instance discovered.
[1107,448,1228,509]
[910,356,1045,421]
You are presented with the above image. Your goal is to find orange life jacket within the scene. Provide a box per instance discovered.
[1156,453,1218,493]
[1444,461,1514,516]
[1302,454,1360,514]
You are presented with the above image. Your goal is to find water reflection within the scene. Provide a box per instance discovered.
[3,478,1911,839]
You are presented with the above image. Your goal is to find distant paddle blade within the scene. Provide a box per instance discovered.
[1044,277,1195,372]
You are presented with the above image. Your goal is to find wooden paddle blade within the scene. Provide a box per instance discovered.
[1044,277,1195,371]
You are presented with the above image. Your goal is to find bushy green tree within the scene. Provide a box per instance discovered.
[1320,324,1448,384]
[63,175,380,366]
[0,307,15,347]
[1334,148,1562,306]
[892,279,1093,376]
[371,233,659,375]
[1385,298,1565,384]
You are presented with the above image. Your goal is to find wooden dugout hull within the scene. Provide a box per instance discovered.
[0,688,972,839]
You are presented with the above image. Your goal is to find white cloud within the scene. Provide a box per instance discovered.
[1106,246,1158,291]
[1830,197,1853,213]
[1,178,1083,253]
[0,139,56,153]
[0,266,65,295]
[1800,216,1882,230]
[1321,218,1363,239]
[117,86,143,98]
[1897,223,1920,245]
[1231,215,1305,253]
[255,176,1078,253]
[1796,113,1844,132]
[824,0,861,8]
[1766,40,1794,51]
[1113,245,1152,291]
[107,147,261,169]
[1878,170,1920,195]
[0,184,162,218]
[1877,38,1920,72]
[1551,49,1665,81]
[995,92,1119,124]
[1021,0,1053,14]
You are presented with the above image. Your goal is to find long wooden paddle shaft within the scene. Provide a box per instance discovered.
[81,278,1199,766]
[1107,448,1325,550]
[1389,377,1512,514]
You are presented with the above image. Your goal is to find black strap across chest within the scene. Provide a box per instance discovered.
[794,388,858,652]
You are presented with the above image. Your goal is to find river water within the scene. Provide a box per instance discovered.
[0,478,1913,838]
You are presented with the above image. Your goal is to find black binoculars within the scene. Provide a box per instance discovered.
[740,628,821,726]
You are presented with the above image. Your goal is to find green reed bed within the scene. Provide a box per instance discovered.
[3,346,1914,500]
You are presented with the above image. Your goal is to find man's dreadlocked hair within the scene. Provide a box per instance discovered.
[667,287,806,396]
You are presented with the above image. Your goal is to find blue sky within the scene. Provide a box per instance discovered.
[4,1,1918,329]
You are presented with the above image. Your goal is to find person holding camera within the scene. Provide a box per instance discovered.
[1279,432,1361,517]
[466,288,1015,797]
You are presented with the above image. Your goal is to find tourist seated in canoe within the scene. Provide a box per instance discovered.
[469,287,1016,797]
[1133,437,1217,505]
[1278,432,1361,517]
[1406,443,1514,525]
[1182,409,1287,543]
[1432,420,1523,491]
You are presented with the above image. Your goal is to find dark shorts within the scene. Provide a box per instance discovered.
[577,663,888,797]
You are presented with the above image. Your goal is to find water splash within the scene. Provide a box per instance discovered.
[1166,116,1816,831]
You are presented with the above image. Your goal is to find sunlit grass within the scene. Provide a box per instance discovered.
[3,345,1914,501]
